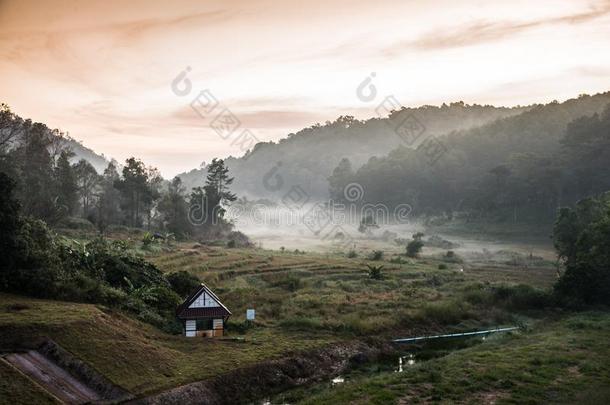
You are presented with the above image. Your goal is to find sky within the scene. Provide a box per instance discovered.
[1,0,610,177]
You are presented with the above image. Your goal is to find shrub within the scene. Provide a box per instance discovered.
[418,301,471,325]
[389,256,410,264]
[167,271,201,298]
[227,239,236,248]
[463,284,550,311]
[438,263,448,269]
[59,216,95,230]
[227,320,255,334]
[406,240,424,258]
[368,250,384,261]
[142,232,155,249]
[279,316,322,330]
[491,284,550,311]
[367,264,384,280]
[346,250,357,258]
[268,274,302,291]
[8,217,63,296]
[226,231,253,248]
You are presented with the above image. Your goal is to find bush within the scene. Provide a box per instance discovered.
[8,218,63,296]
[3,217,183,331]
[491,284,550,311]
[463,284,550,311]
[438,263,448,269]
[141,232,156,249]
[58,216,95,230]
[346,250,358,258]
[266,273,302,291]
[167,271,201,298]
[406,240,424,258]
[367,264,384,280]
[418,301,471,325]
[368,250,384,261]
[227,320,255,334]
[226,231,253,248]
[279,316,322,330]
[389,256,410,264]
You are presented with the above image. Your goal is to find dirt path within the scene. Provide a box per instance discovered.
[4,351,102,404]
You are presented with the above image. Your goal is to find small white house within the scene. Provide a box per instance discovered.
[176,283,231,337]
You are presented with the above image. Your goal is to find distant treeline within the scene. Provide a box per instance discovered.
[0,104,239,240]
[327,94,610,225]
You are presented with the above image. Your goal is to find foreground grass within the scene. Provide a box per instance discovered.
[0,243,561,400]
[0,294,334,396]
[284,312,610,404]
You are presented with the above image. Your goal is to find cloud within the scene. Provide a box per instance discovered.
[387,1,610,53]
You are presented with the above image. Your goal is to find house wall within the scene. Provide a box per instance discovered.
[184,318,224,338]
[185,320,196,337]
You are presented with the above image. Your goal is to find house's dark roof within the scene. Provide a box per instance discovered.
[176,283,232,319]
[178,307,231,319]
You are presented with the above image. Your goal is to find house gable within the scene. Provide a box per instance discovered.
[189,291,220,308]
[176,283,232,320]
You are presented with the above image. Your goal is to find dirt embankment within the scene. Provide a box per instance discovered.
[38,340,133,402]
[2,338,132,404]
[132,340,392,405]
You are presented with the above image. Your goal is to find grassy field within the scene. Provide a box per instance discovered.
[1,240,605,403]
[280,312,610,404]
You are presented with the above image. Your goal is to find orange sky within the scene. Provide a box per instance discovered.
[1,0,610,176]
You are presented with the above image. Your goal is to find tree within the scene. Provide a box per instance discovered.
[73,159,100,219]
[328,158,353,201]
[15,123,59,223]
[0,104,25,161]
[406,233,425,258]
[95,161,122,233]
[553,193,610,305]
[116,157,149,227]
[157,177,190,239]
[358,214,379,234]
[143,166,163,229]
[0,172,21,281]
[205,158,236,203]
[204,158,236,224]
[54,150,78,216]
[167,271,200,298]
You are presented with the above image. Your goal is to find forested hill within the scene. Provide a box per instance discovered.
[178,102,528,196]
[327,92,610,224]
[60,136,109,172]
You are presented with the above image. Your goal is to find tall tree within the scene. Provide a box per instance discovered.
[143,166,163,230]
[158,176,190,238]
[16,123,59,222]
[328,157,353,201]
[115,157,153,228]
[553,193,610,305]
[0,172,21,280]
[205,158,236,203]
[73,159,100,219]
[96,161,122,233]
[54,150,78,216]
[204,158,236,224]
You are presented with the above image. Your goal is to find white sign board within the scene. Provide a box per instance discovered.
[246,309,255,320]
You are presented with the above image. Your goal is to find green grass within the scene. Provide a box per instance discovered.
[0,242,586,402]
[273,312,610,404]
[0,294,333,396]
